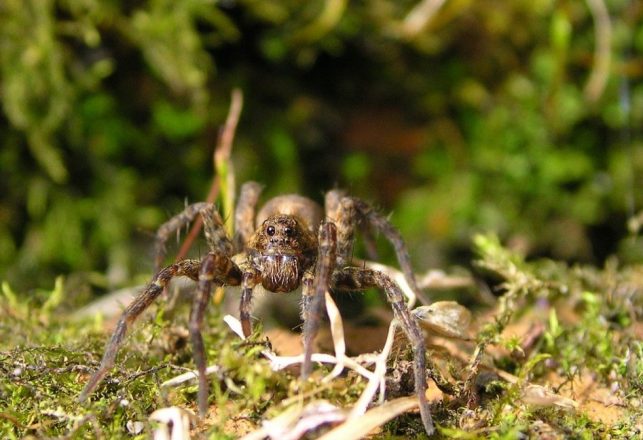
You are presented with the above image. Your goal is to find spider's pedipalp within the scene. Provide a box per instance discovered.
[79,259,202,403]
[239,264,260,337]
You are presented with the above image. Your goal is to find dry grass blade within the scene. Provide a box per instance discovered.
[174,88,243,263]
[215,88,243,235]
[520,384,579,409]
[318,396,420,440]
[221,314,374,379]
[401,0,446,37]
[241,401,347,440]
[321,291,346,383]
[350,320,398,417]
[223,313,246,339]
[416,269,473,290]
[160,365,222,388]
[584,0,611,103]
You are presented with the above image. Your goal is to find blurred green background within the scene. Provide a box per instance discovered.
[1,0,641,298]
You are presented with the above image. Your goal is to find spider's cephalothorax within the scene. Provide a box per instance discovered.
[247,215,317,293]
[79,182,434,435]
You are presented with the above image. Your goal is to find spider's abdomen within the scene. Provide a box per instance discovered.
[260,255,300,292]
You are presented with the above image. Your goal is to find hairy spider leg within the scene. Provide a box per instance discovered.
[333,267,434,435]
[231,182,264,337]
[234,181,263,252]
[200,204,235,257]
[189,252,243,417]
[337,196,430,305]
[154,202,235,266]
[324,190,354,267]
[79,259,203,403]
[154,202,211,271]
[81,207,241,409]
[79,254,243,407]
[300,221,337,378]
[325,190,379,263]
[326,191,379,262]
[191,258,214,417]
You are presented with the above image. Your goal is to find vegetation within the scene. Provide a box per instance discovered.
[1,234,641,438]
[0,0,641,438]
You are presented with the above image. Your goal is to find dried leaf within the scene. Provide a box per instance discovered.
[318,396,419,440]
[241,401,346,440]
[224,313,246,339]
[161,365,222,388]
[413,301,472,340]
[520,384,578,409]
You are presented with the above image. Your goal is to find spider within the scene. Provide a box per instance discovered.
[79,182,434,435]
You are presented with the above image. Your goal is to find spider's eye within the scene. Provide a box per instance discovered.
[284,227,294,237]
[266,226,276,236]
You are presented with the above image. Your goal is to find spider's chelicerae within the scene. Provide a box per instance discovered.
[79,182,433,434]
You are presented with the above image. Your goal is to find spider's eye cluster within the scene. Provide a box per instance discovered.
[266,226,276,236]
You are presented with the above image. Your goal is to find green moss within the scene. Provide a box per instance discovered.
[2,232,642,437]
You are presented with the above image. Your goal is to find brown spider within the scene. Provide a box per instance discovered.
[79,182,433,434]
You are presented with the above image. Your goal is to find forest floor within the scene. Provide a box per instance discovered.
[1,234,641,439]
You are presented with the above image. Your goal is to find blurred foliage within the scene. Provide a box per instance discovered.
[0,0,642,293]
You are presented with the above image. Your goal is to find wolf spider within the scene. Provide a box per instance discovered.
[79,182,433,434]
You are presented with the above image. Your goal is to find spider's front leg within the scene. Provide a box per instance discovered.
[301,221,337,378]
[79,259,203,403]
[80,252,242,419]
[190,252,243,417]
[333,267,434,435]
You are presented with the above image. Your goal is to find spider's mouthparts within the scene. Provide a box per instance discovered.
[261,254,300,293]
